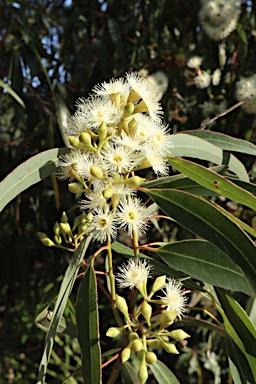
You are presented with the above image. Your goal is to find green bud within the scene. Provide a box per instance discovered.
[146,352,157,365]
[61,212,69,223]
[123,176,146,186]
[60,222,72,235]
[97,121,108,140]
[151,275,166,293]
[54,235,62,245]
[123,102,135,117]
[146,339,162,350]
[106,327,121,338]
[161,341,179,354]
[138,360,148,384]
[159,310,178,326]
[78,223,87,235]
[115,295,129,320]
[90,165,104,180]
[67,135,85,149]
[68,182,84,194]
[129,332,139,342]
[168,329,190,341]
[72,216,81,230]
[128,118,138,137]
[103,187,113,199]
[79,132,92,146]
[141,301,152,326]
[38,232,55,247]
[53,222,61,236]
[121,347,131,363]
[132,339,143,352]
[87,212,93,223]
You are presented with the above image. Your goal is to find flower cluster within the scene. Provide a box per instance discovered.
[56,73,173,242]
[107,258,189,384]
[187,56,221,89]
[199,0,241,41]
[235,74,256,114]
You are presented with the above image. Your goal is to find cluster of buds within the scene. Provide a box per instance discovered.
[38,211,92,251]
[106,258,190,384]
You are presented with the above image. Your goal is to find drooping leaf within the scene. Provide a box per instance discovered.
[121,362,140,384]
[151,360,180,384]
[76,263,101,384]
[0,148,69,213]
[143,188,256,295]
[216,288,256,381]
[157,240,251,294]
[37,235,92,384]
[168,157,256,210]
[184,130,256,156]
[172,133,249,181]
[0,78,26,108]
[35,308,77,338]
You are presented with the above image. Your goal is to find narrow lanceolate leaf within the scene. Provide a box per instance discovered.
[185,130,256,156]
[216,288,256,381]
[0,79,26,108]
[168,157,256,210]
[37,235,92,384]
[76,264,101,384]
[157,240,251,295]
[151,360,180,384]
[0,148,69,213]
[172,133,249,182]
[121,362,140,384]
[143,188,256,295]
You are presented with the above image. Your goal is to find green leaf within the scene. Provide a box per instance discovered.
[184,130,256,156]
[121,362,140,384]
[168,157,256,210]
[37,235,92,384]
[157,240,251,295]
[76,263,101,384]
[0,148,69,213]
[172,133,249,181]
[216,288,256,381]
[143,188,256,295]
[111,241,202,291]
[151,360,180,384]
[0,78,26,108]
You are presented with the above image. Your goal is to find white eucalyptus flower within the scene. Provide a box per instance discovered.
[90,207,117,242]
[187,56,203,69]
[117,198,149,238]
[116,258,153,289]
[194,71,211,89]
[101,143,134,175]
[159,279,187,318]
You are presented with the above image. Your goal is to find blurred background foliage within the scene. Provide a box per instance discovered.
[1,0,256,383]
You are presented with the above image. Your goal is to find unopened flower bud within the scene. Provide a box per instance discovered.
[90,165,104,180]
[78,223,87,235]
[68,182,84,194]
[146,352,157,365]
[161,341,179,354]
[128,118,138,137]
[159,310,178,326]
[115,294,129,320]
[168,330,190,341]
[103,187,113,199]
[123,102,135,117]
[138,359,148,384]
[54,235,62,245]
[86,212,93,222]
[123,176,146,186]
[141,301,152,326]
[121,346,131,363]
[151,275,166,293]
[79,132,92,146]
[132,339,143,352]
[106,327,121,338]
[67,135,85,149]
[97,121,108,140]
[129,332,139,342]
[53,222,61,236]
[60,222,72,235]
[146,339,162,350]
[61,212,69,223]
[38,232,55,247]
